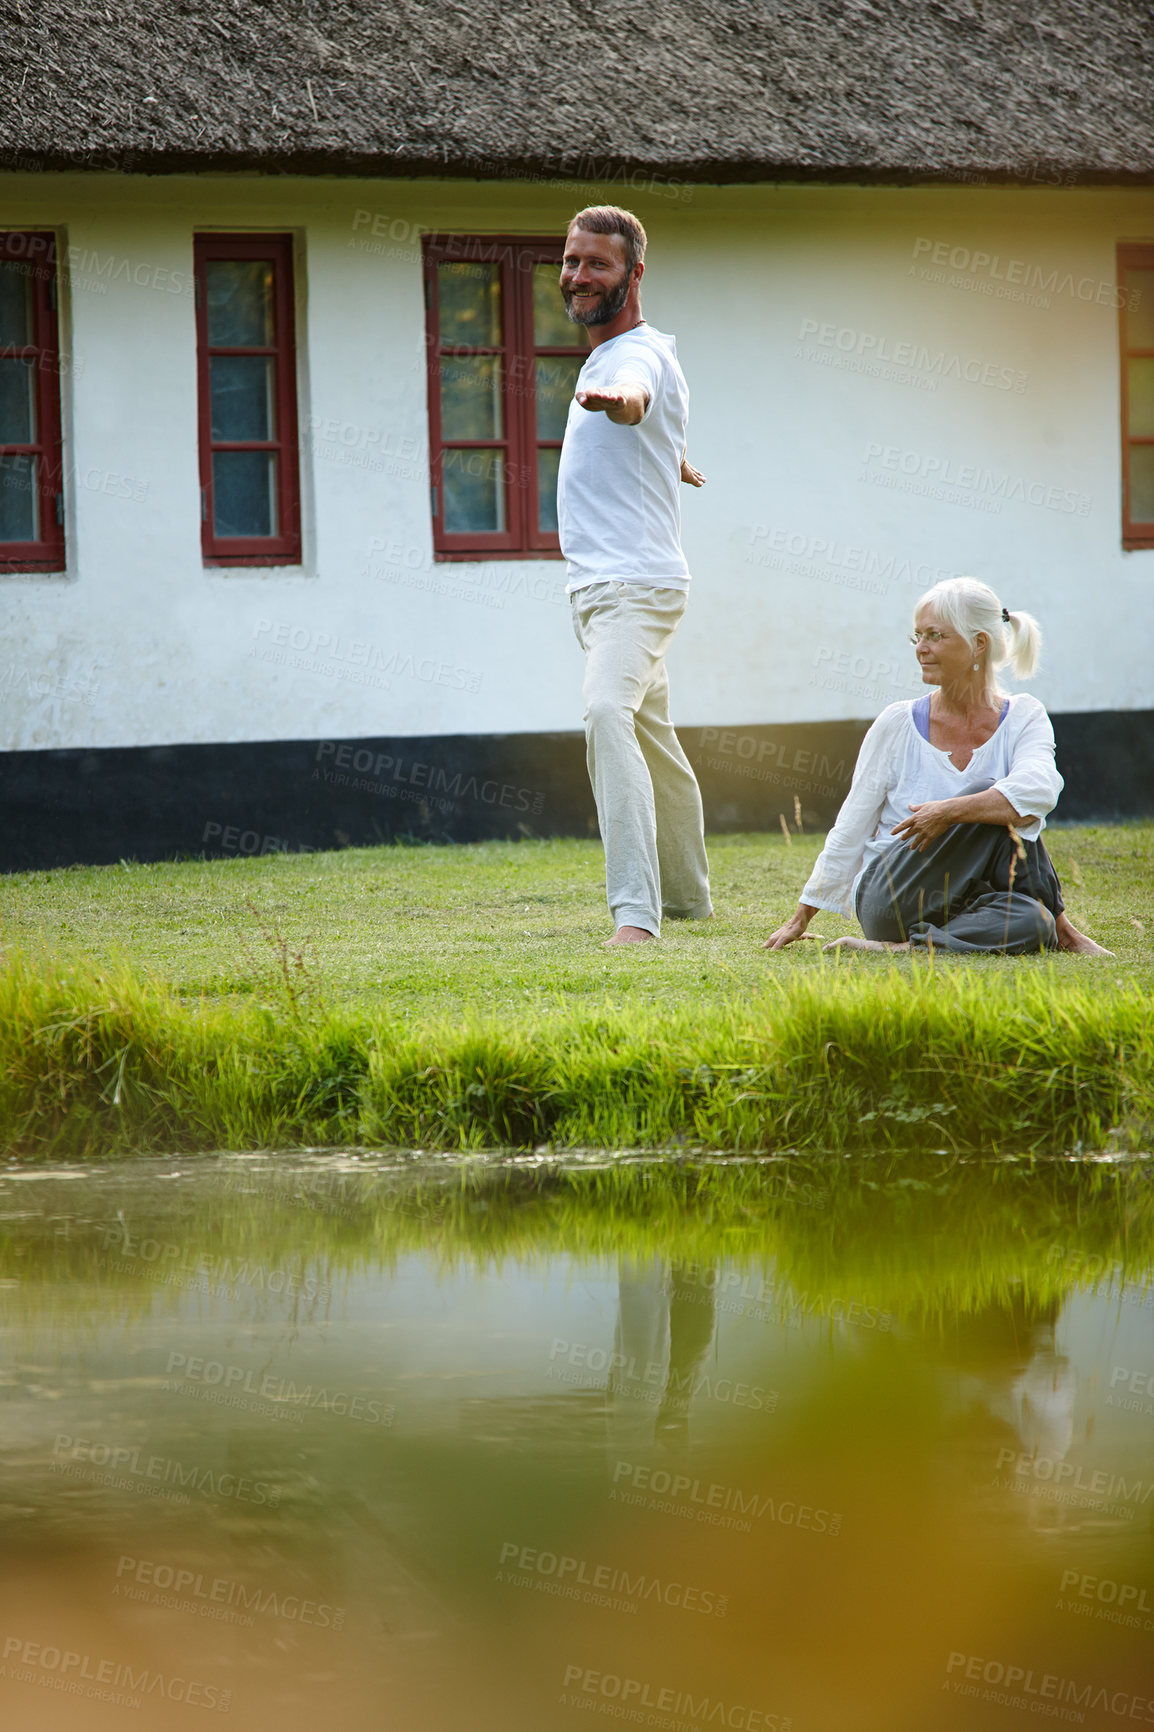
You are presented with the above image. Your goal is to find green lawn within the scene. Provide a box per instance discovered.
[3,825,1149,1018]
[1,826,1150,1160]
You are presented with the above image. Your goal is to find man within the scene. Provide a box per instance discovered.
[556,205,712,946]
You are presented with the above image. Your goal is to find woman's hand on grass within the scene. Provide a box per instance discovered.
[892,800,957,852]
[763,905,817,951]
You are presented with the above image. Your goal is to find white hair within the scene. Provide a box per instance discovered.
[914,576,1041,689]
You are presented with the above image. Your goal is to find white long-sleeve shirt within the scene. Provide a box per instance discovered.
[799,693,1064,918]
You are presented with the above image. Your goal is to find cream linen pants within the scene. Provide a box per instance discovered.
[571,580,712,935]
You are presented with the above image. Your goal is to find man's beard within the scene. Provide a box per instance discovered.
[562,270,631,326]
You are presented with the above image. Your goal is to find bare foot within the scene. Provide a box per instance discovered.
[821,936,909,954]
[1054,914,1114,957]
[605,925,657,948]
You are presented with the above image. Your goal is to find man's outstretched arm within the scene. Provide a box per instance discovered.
[575,385,648,425]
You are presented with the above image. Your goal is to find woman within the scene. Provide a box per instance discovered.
[764,578,1110,956]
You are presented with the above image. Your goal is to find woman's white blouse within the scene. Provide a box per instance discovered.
[799,693,1064,918]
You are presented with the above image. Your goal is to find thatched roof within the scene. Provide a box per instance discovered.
[2,0,1152,184]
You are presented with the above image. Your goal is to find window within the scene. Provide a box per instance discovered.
[194,234,301,565]
[1119,244,1154,550]
[0,231,65,572]
[423,235,585,559]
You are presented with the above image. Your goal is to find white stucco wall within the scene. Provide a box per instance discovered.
[0,172,1150,750]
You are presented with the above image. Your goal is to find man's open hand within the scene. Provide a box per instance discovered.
[680,456,706,487]
[575,386,647,425]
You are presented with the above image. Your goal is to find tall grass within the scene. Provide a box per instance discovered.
[0,950,1150,1159]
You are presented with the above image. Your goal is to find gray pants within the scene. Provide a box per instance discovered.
[571,580,712,935]
[855,823,1064,954]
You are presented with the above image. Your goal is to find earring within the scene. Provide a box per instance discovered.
[973,662,979,672]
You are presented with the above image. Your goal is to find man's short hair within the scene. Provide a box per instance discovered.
[567,206,648,273]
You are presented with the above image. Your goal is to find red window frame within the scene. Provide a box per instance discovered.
[1119,243,1154,551]
[194,233,301,566]
[423,234,585,561]
[0,230,65,573]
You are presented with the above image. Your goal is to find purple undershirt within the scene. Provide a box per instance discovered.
[913,694,1009,743]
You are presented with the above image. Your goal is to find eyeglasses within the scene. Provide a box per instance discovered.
[908,629,948,646]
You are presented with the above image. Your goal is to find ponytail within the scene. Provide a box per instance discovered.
[1001,608,1041,680]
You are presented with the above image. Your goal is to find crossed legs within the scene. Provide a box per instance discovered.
[827,824,1109,955]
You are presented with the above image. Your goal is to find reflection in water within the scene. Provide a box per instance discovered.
[1,1154,1153,1730]
[945,1295,1077,1462]
[607,1260,719,1451]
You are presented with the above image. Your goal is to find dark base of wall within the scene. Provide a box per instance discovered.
[2,711,1151,872]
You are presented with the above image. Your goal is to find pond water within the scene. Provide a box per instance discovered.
[1,1152,1153,1731]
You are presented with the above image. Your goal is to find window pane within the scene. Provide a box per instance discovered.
[438,262,500,347]
[442,448,505,533]
[0,452,37,540]
[1128,359,1154,438]
[206,259,274,346]
[0,357,35,443]
[440,356,503,441]
[532,262,572,345]
[213,450,276,537]
[211,355,275,441]
[534,356,582,441]
[1124,270,1154,350]
[537,446,561,534]
[0,262,32,345]
[1129,444,1154,523]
